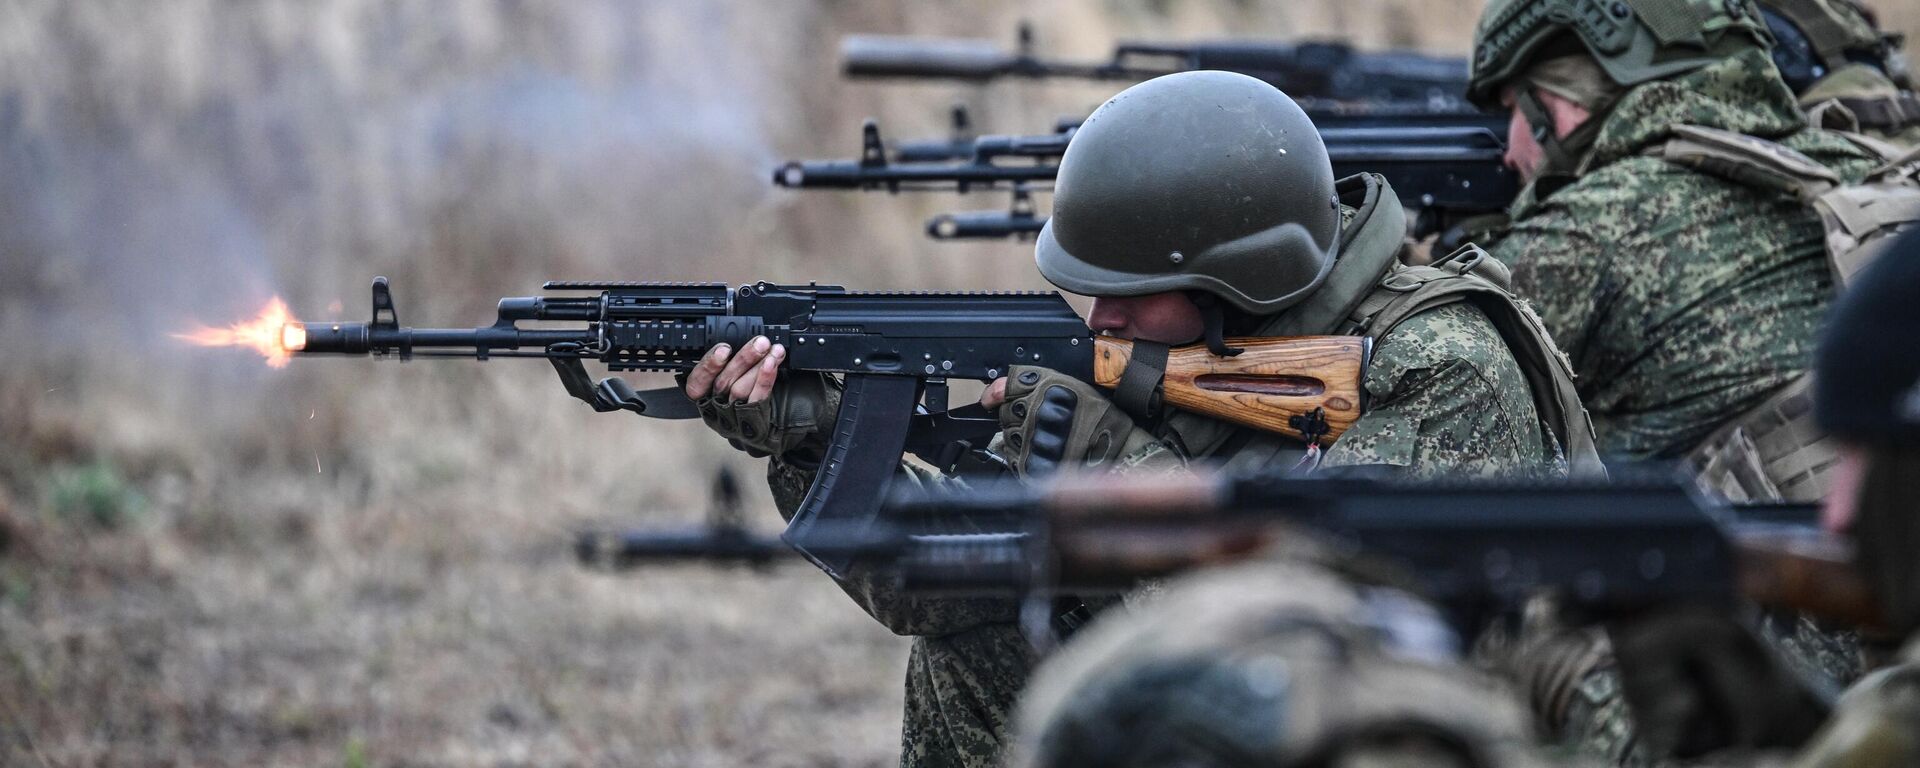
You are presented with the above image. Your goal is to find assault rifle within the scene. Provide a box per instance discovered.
[885,104,1507,165]
[842,23,1473,107]
[285,278,1371,576]
[577,469,797,569]
[775,121,1516,241]
[784,469,1879,641]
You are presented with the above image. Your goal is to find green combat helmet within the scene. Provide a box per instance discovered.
[1760,0,1918,140]
[1036,70,1341,321]
[1468,0,1773,104]
[1760,0,1910,93]
[1467,0,1773,171]
[1011,562,1551,768]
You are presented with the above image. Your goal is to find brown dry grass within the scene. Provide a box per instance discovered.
[2,1,1916,765]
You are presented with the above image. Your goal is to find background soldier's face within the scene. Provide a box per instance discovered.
[1499,84,1594,182]
[1822,442,1868,534]
[1086,292,1206,345]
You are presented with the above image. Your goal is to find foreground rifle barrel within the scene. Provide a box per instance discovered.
[797,471,1881,630]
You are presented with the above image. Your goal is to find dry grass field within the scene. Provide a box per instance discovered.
[2,1,1916,765]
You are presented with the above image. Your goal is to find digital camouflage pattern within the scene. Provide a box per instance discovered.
[739,173,1571,767]
[767,459,1038,768]
[1318,301,1558,479]
[1158,175,1571,481]
[1484,47,1879,766]
[1484,48,1881,461]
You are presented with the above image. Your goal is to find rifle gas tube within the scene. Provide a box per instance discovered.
[292,278,1368,577]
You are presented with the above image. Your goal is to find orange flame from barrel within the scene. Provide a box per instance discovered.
[175,297,305,368]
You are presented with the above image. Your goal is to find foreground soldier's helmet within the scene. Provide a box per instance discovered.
[1012,562,1547,768]
[1036,71,1340,315]
[1815,227,1920,448]
[1466,0,1774,109]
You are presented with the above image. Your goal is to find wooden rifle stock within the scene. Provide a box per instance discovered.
[1091,336,1367,444]
[1038,521,1887,631]
[1733,528,1884,630]
[983,473,1888,631]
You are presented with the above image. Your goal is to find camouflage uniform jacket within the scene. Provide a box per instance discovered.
[1158,173,1567,481]
[1484,48,1881,461]
[764,174,1565,768]
[1484,50,1880,767]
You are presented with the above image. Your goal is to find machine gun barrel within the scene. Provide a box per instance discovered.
[840,27,1472,105]
[576,528,796,567]
[781,122,1515,240]
[774,158,1059,191]
[927,209,1046,240]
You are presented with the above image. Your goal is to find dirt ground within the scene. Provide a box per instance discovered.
[2,1,1917,765]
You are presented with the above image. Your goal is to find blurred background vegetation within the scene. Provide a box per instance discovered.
[2,1,1914,765]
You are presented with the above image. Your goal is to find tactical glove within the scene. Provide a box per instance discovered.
[996,366,1156,477]
[693,372,841,462]
[1610,606,1829,759]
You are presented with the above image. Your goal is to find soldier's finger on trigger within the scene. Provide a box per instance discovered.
[979,377,1008,409]
[684,343,732,399]
[714,336,771,401]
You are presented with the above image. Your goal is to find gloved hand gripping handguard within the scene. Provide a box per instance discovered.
[997,365,1160,476]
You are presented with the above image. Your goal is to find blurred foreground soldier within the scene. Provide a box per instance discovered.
[1465,0,1906,762]
[1790,228,1920,767]
[1010,561,1559,768]
[683,70,1597,766]
[1760,0,1920,147]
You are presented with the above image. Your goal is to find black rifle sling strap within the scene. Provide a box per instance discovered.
[1111,339,1170,423]
[782,373,920,578]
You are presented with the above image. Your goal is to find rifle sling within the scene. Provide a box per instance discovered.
[1113,340,1169,423]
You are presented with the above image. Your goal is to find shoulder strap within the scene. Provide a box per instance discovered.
[1655,124,1920,288]
[1650,124,1842,201]
[1352,245,1607,479]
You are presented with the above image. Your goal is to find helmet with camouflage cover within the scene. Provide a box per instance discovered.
[1466,0,1774,110]
[1011,562,1550,768]
[1758,0,1909,93]
[1035,71,1341,316]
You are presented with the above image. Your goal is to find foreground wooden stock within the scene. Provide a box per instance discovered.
[1092,336,1367,443]
[1014,473,1886,631]
[1734,528,1884,630]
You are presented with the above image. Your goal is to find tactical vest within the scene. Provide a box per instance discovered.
[1651,124,1920,501]
[1341,245,1606,479]
[1164,175,1605,479]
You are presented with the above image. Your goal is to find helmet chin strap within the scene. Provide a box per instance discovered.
[1515,87,1611,190]
[1188,293,1245,357]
